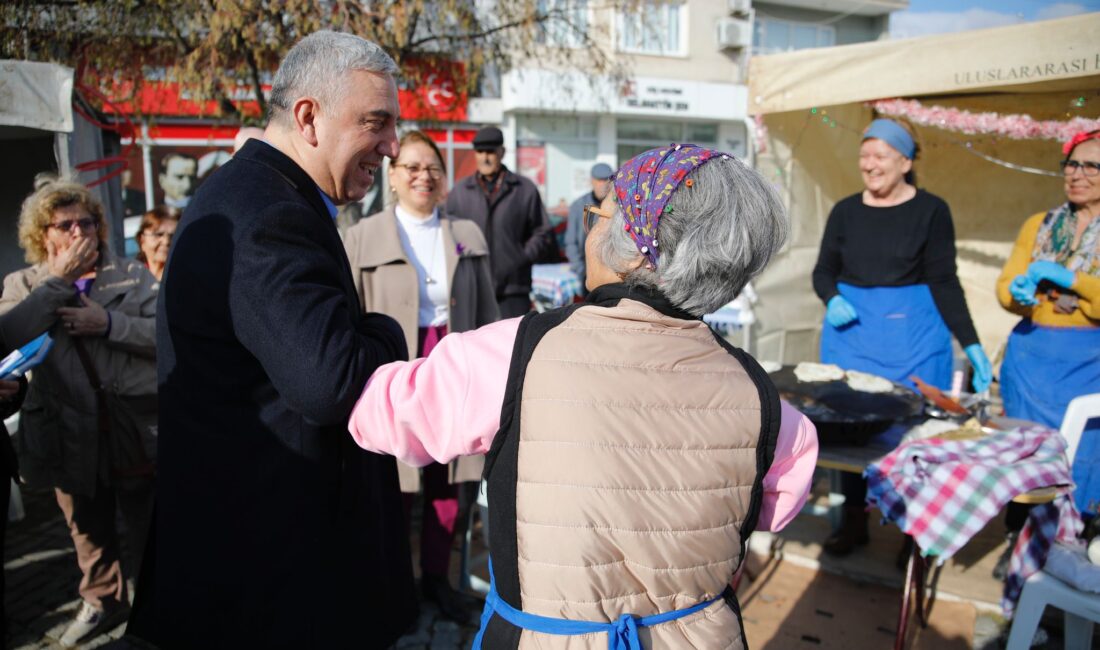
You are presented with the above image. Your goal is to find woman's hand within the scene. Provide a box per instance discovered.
[964,344,993,393]
[46,237,98,284]
[1009,274,1038,306]
[825,295,858,328]
[56,295,109,337]
[1026,260,1075,289]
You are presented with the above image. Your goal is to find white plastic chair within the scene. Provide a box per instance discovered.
[1005,392,1100,650]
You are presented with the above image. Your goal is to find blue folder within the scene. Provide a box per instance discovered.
[0,333,54,380]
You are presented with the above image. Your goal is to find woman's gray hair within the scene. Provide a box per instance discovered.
[268,30,398,124]
[596,156,788,316]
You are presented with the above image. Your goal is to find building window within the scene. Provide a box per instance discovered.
[616,119,719,163]
[536,0,589,48]
[620,1,684,56]
[753,16,835,56]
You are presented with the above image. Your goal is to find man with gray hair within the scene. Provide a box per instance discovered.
[128,31,417,648]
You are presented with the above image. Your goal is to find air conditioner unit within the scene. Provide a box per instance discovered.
[727,0,752,15]
[716,18,752,51]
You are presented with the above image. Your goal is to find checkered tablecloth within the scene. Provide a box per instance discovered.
[865,425,1073,560]
[864,425,1082,616]
[531,263,583,307]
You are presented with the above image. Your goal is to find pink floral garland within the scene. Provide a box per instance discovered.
[871,98,1100,142]
[753,114,769,155]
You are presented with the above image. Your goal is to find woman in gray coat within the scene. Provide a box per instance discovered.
[344,130,498,621]
[0,179,158,647]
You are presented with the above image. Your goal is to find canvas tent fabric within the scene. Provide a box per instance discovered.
[0,60,74,133]
[746,14,1100,367]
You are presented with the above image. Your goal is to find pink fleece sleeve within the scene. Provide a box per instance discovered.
[756,400,819,532]
[349,317,522,466]
[350,317,818,533]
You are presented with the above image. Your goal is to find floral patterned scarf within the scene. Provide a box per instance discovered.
[1032,202,1100,277]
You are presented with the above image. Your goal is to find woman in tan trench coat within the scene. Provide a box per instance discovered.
[0,179,158,647]
[344,130,498,621]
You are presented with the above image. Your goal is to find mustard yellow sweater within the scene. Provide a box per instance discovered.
[996,212,1100,327]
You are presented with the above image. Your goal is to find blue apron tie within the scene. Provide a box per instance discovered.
[474,561,729,650]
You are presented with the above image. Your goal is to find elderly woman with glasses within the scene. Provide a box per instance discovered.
[0,179,158,646]
[344,129,498,621]
[134,205,179,281]
[349,145,818,648]
[994,130,1100,547]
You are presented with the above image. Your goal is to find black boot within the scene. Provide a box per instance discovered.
[823,504,870,556]
[421,573,475,623]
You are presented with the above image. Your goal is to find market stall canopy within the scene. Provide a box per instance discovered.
[748,13,1100,115]
[0,60,74,133]
[744,15,1100,367]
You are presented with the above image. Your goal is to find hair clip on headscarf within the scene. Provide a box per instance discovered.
[613,144,729,267]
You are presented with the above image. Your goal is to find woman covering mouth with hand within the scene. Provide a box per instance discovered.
[811,117,992,557]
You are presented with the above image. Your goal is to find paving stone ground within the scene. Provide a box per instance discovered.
[4,485,483,649]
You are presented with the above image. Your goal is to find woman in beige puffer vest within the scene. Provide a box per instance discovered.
[350,145,819,649]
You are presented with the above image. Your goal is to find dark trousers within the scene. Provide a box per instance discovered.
[1,476,8,638]
[402,463,459,578]
[840,472,866,504]
[497,295,533,319]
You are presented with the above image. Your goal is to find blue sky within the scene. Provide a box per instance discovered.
[891,0,1100,38]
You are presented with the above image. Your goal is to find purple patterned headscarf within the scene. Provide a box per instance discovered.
[613,144,729,267]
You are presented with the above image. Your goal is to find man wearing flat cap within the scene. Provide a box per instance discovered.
[445,126,555,317]
[564,162,614,294]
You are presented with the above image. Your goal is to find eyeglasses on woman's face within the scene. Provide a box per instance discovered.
[1062,159,1100,178]
[583,204,613,234]
[46,217,97,232]
[144,229,174,241]
[393,163,444,179]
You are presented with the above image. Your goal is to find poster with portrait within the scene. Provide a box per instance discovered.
[120,143,233,255]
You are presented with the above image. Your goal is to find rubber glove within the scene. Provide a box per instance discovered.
[1027,260,1075,289]
[825,295,858,328]
[964,344,993,393]
[1009,274,1038,306]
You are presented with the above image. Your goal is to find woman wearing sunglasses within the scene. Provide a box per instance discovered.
[349,145,817,648]
[0,178,158,646]
[993,130,1100,567]
[343,129,498,622]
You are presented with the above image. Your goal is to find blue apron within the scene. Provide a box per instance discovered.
[1001,320,1100,516]
[820,283,953,391]
[473,561,730,650]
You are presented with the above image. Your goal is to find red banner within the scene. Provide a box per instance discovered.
[397,58,467,122]
[98,59,467,123]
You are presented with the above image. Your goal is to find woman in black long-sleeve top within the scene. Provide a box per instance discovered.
[811,118,992,557]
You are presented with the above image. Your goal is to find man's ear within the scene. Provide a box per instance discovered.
[292,97,321,147]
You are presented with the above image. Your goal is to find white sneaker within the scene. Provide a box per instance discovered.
[58,600,129,648]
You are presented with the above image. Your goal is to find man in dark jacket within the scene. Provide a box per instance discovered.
[444,126,555,318]
[127,31,417,649]
[564,162,614,295]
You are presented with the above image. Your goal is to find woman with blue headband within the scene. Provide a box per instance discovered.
[348,145,819,648]
[812,117,992,557]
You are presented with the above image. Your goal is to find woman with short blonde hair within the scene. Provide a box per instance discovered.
[1,178,159,647]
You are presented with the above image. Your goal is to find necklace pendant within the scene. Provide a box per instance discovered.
[425,275,436,285]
